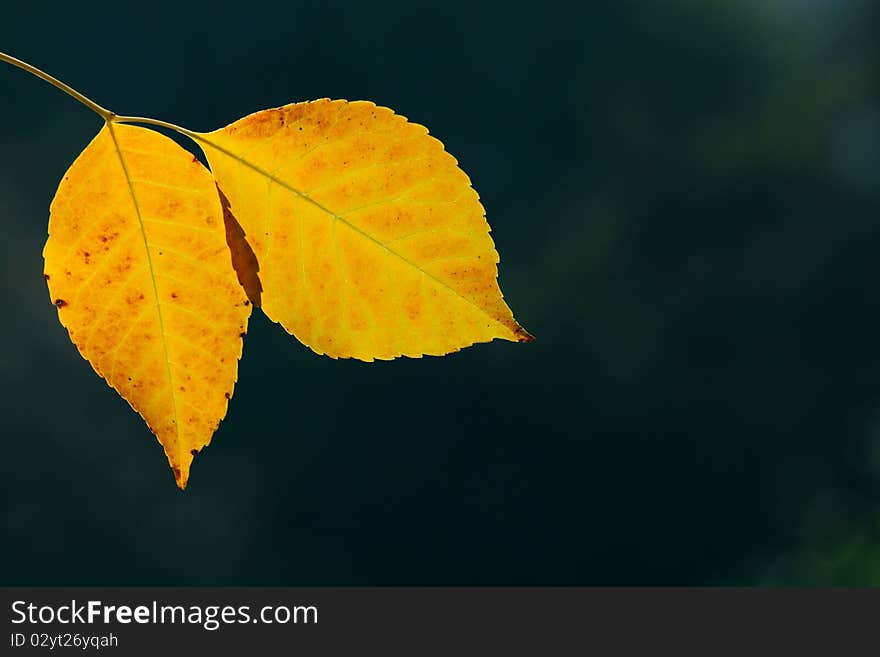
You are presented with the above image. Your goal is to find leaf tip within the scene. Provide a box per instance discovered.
[170,451,196,490]
[513,324,535,343]
[172,464,188,490]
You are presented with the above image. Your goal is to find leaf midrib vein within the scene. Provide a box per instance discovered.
[107,123,180,443]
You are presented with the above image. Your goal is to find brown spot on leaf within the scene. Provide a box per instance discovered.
[224,392,231,400]
[43,273,50,280]
[239,332,247,338]
[190,449,199,456]
[172,466,184,490]
[54,299,68,308]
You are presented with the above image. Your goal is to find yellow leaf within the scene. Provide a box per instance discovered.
[43,124,252,489]
[197,99,533,361]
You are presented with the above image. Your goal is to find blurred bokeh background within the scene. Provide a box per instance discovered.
[1,0,879,585]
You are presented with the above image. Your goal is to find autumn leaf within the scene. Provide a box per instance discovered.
[42,123,252,489]
[2,51,533,488]
[196,100,533,361]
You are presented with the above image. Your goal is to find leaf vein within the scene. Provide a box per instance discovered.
[107,123,180,442]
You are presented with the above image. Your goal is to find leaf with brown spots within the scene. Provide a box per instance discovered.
[2,50,534,489]
[43,124,252,489]
[195,100,533,361]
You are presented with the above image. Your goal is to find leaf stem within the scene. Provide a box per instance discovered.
[0,52,209,150]
[0,50,113,120]
[111,114,201,140]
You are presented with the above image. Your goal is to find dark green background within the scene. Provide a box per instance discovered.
[2,0,879,585]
